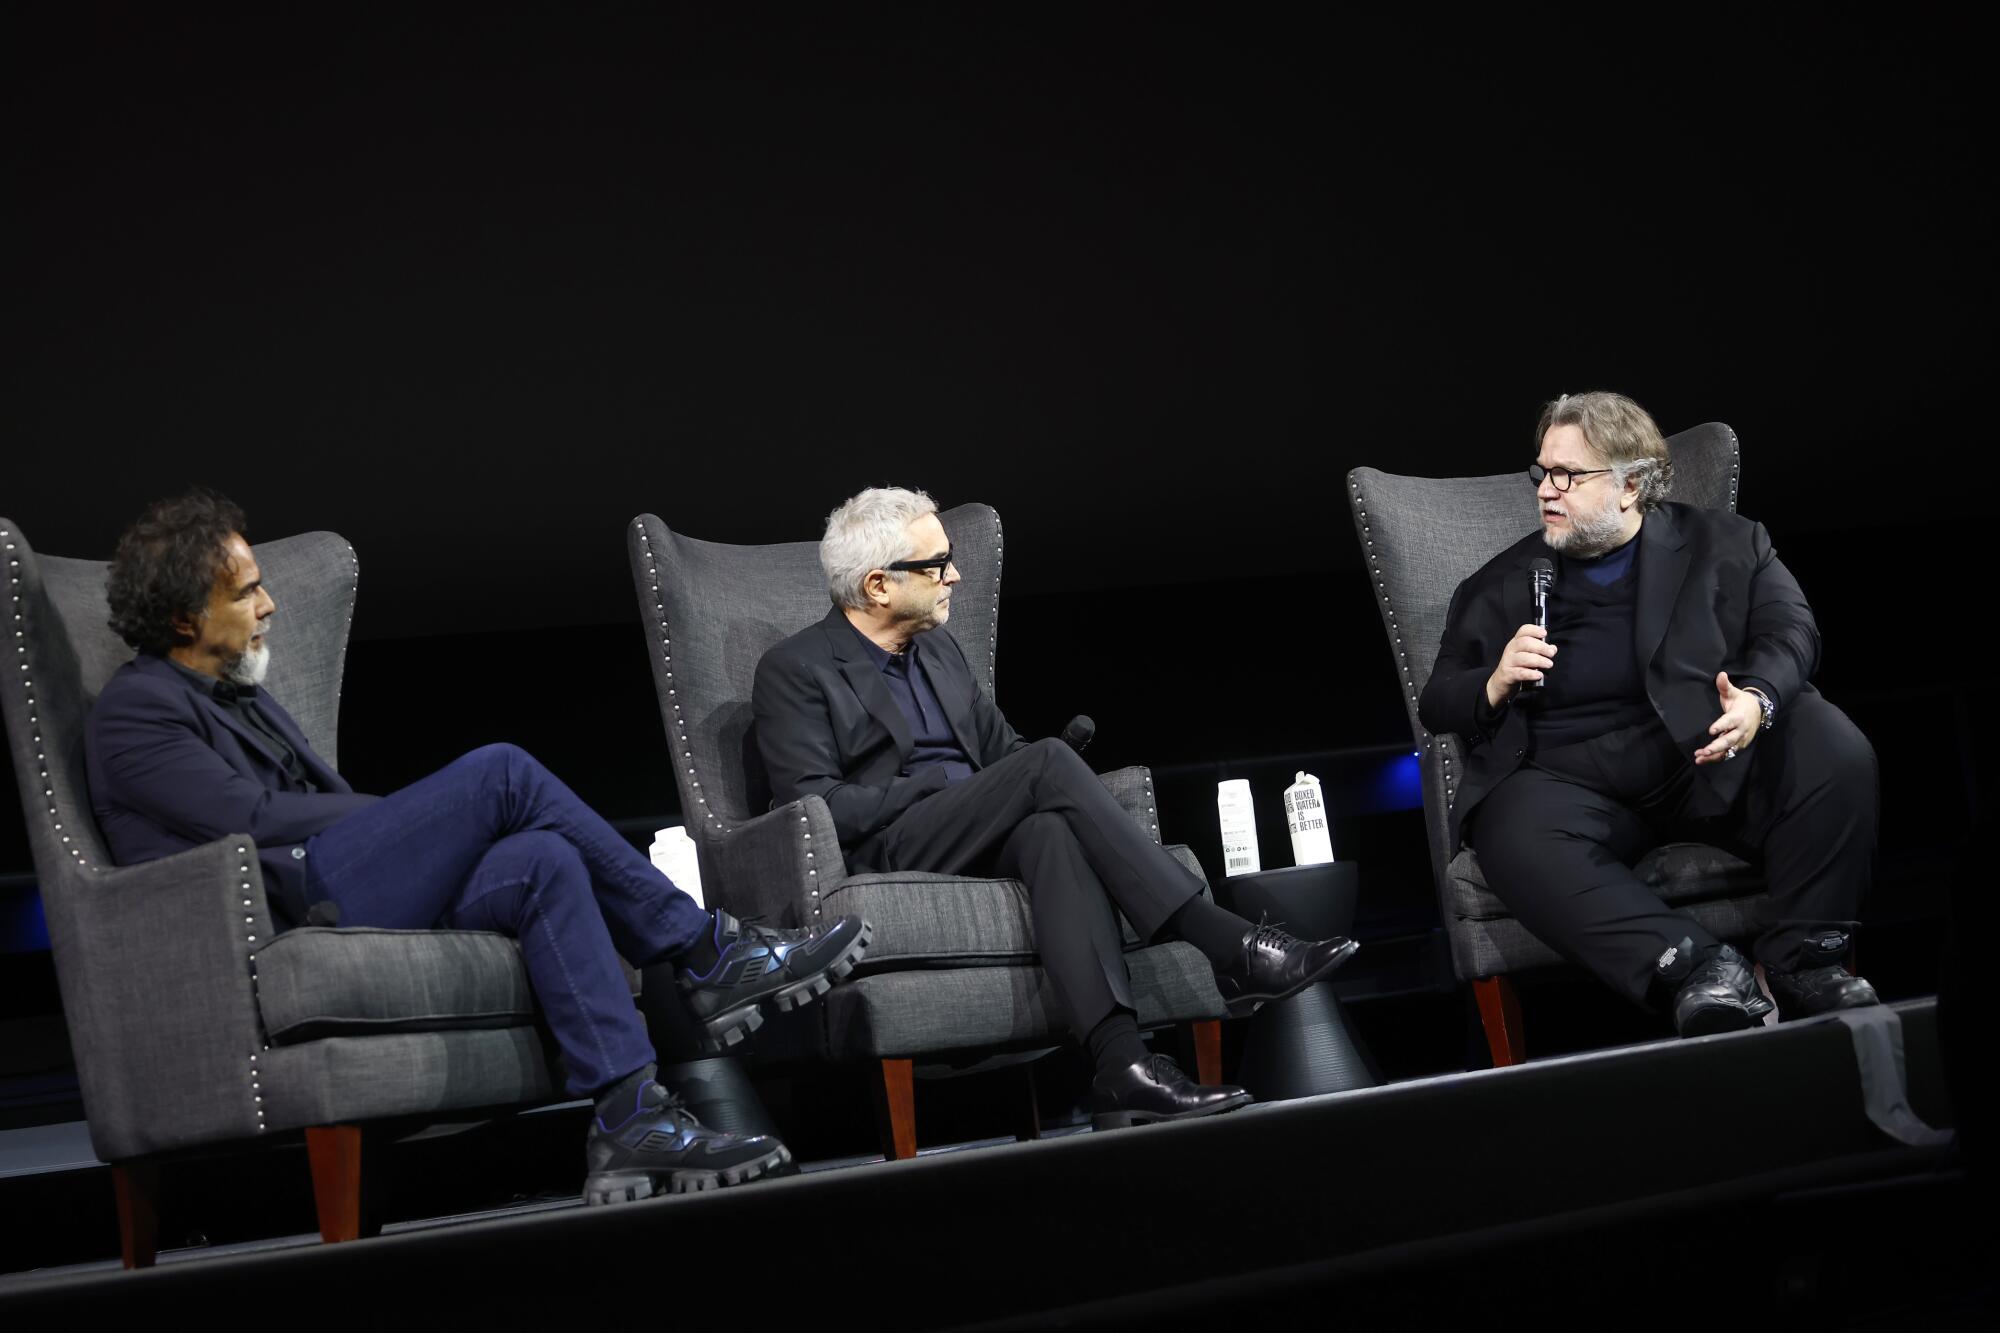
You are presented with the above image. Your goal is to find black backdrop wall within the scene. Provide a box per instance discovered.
[2,8,1987,986]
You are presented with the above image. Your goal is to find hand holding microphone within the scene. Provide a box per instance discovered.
[1484,559,1558,709]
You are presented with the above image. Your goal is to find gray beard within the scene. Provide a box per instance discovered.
[223,639,271,687]
[1547,504,1631,559]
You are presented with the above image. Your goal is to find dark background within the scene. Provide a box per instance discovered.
[2,6,1987,1039]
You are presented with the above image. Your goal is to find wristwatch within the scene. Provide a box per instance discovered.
[1744,686,1776,734]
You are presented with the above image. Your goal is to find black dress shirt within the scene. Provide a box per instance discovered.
[850,626,975,785]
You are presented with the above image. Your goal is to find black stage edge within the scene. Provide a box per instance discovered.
[0,1000,1979,1325]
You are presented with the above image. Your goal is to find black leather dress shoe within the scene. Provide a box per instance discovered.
[1089,1054,1252,1131]
[1214,921,1360,1017]
[1672,944,1776,1037]
[1767,964,1880,1019]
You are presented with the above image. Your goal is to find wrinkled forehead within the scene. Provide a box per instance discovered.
[1537,423,1605,471]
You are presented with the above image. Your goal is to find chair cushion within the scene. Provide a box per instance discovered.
[252,927,538,1044]
[1447,841,1763,921]
[822,942,1227,1059]
[822,844,1212,969]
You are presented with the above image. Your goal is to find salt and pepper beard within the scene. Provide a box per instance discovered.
[222,632,272,687]
[1546,492,1635,559]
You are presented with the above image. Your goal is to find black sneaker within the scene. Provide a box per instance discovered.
[583,1080,790,1204]
[1767,965,1880,1019]
[1671,943,1776,1037]
[679,910,872,1052]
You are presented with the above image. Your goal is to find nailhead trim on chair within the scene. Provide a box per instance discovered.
[634,521,724,838]
[986,508,1003,697]
[6,531,94,865]
[336,544,358,709]
[1344,481,1456,810]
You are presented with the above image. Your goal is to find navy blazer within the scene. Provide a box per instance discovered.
[85,653,379,927]
[1417,502,1821,852]
[752,606,1030,860]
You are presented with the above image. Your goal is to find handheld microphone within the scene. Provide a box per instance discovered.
[1524,558,1554,694]
[1061,715,1096,753]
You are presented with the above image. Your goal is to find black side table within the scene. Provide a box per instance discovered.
[1216,861,1378,1100]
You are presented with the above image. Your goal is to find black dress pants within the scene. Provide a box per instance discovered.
[856,738,1207,1038]
[1469,692,1877,1006]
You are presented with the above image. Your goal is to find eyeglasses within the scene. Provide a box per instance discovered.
[886,547,955,581]
[1528,463,1614,492]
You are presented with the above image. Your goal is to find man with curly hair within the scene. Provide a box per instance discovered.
[86,490,873,1202]
[1421,392,1882,1036]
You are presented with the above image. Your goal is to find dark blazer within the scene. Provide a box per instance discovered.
[753,606,1030,858]
[85,654,378,927]
[1417,502,1821,851]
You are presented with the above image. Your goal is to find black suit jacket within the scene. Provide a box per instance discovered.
[752,607,1030,858]
[85,654,379,927]
[1417,502,1821,851]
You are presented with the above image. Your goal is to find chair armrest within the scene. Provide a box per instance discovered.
[1096,765,1163,844]
[38,836,279,1161]
[702,797,850,929]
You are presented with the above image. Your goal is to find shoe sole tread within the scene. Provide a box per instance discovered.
[693,922,873,1053]
[582,1142,793,1205]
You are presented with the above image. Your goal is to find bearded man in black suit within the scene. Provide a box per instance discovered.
[1420,392,1881,1035]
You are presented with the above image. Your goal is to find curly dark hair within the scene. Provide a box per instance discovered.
[106,490,249,654]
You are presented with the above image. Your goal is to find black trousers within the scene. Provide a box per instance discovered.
[856,738,1207,1038]
[1469,692,1877,1005]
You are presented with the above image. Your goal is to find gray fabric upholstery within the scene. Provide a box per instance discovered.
[0,519,550,1162]
[627,507,1226,1062]
[823,943,1225,1060]
[254,928,537,1043]
[1342,424,1771,982]
[257,1027,556,1128]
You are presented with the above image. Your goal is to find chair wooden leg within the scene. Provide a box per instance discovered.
[111,1161,160,1269]
[872,1059,918,1161]
[305,1125,383,1243]
[1473,976,1527,1067]
[1188,1018,1223,1085]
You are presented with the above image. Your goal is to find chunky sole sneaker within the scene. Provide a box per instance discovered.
[682,912,873,1053]
[583,1141,792,1204]
[583,1082,793,1206]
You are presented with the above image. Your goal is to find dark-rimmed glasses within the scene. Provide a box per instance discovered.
[886,547,955,581]
[1528,463,1613,492]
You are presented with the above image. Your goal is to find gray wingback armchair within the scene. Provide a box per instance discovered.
[626,503,1227,1156]
[0,519,556,1266]
[1343,424,1767,1064]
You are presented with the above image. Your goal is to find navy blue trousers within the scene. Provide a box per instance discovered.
[302,743,708,1096]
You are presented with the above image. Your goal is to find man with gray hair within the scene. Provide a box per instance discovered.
[1420,392,1881,1036]
[753,486,1360,1129]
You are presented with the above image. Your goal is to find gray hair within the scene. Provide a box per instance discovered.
[1536,390,1675,513]
[821,486,939,609]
